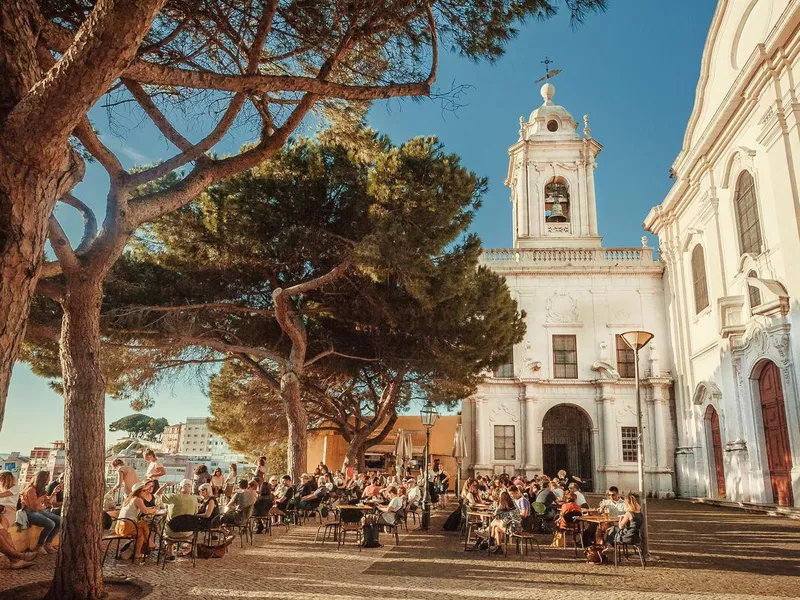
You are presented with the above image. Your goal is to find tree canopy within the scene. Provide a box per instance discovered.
[107,413,169,441]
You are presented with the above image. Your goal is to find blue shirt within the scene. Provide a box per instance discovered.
[514,495,531,516]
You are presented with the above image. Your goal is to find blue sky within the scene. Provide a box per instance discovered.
[0,0,717,454]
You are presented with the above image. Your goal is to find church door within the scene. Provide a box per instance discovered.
[704,405,725,497]
[758,362,794,507]
[542,405,593,490]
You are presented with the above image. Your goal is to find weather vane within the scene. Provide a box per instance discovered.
[535,56,562,83]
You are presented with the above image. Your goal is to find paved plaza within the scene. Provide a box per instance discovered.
[2,499,800,600]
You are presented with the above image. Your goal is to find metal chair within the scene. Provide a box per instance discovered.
[614,535,646,567]
[267,506,291,534]
[557,510,584,557]
[337,508,364,551]
[102,517,139,565]
[222,505,254,547]
[156,515,200,570]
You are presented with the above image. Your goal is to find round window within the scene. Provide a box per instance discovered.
[547,120,559,132]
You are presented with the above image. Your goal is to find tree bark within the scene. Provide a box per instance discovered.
[47,277,106,600]
[280,370,308,481]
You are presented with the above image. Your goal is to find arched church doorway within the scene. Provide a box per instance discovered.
[704,405,726,498]
[542,405,593,490]
[757,361,794,507]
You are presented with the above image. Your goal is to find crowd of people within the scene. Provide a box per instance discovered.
[460,471,643,561]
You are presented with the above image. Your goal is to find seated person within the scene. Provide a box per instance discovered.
[292,473,316,507]
[159,479,199,561]
[116,481,159,561]
[534,482,558,525]
[550,480,564,501]
[0,471,36,569]
[253,480,274,533]
[556,491,583,529]
[509,485,531,518]
[362,477,381,500]
[45,475,64,515]
[374,486,403,527]
[197,483,219,524]
[598,486,625,516]
[406,479,422,508]
[604,494,644,551]
[568,482,589,508]
[220,479,255,525]
[274,475,294,511]
[295,477,327,511]
[140,479,158,509]
[488,491,521,555]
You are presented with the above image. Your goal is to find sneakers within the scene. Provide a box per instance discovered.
[11,560,35,569]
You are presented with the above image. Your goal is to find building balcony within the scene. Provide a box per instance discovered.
[479,246,661,273]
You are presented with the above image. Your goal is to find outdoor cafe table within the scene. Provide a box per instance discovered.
[575,514,618,549]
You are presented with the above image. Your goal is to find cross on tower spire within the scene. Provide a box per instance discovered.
[535,57,562,84]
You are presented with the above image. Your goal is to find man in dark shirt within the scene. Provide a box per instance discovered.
[534,482,558,524]
[274,475,295,511]
[45,476,64,515]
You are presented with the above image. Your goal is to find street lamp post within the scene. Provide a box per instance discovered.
[620,330,654,557]
[420,400,439,530]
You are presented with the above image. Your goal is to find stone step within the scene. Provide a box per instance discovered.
[682,496,800,520]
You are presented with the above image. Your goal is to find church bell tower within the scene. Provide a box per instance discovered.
[506,82,603,248]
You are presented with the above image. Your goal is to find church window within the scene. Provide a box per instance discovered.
[494,425,516,460]
[553,335,578,379]
[615,335,636,379]
[621,427,638,462]
[691,245,709,313]
[494,349,514,378]
[733,171,762,255]
[547,119,559,132]
[545,177,569,223]
[748,270,761,308]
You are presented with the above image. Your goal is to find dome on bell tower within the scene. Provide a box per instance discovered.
[527,83,578,135]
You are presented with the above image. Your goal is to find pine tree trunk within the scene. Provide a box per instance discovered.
[47,277,106,600]
[280,371,308,481]
[346,434,369,473]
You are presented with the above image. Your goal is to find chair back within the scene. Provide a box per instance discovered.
[531,502,547,516]
[520,514,535,533]
[563,510,582,525]
[167,513,200,533]
[339,508,364,525]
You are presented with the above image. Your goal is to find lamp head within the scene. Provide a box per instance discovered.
[420,401,439,429]
[620,331,654,351]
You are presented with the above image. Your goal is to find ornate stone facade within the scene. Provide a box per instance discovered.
[645,0,800,507]
[466,84,674,496]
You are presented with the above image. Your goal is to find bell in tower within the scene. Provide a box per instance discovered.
[545,179,569,223]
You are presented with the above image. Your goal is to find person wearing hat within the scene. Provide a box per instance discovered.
[116,481,158,561]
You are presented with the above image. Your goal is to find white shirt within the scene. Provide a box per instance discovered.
[382,495,403,524]
[599,497,626,516]
[146,460,164,479]
[573,491,587,506]
[407,486,421,505]
[552,488,564,500]
[0,485,18,511]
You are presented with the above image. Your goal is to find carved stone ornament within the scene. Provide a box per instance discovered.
[545,292,579,323]
[489,402,519,423]
[753,326,770,354]
[598,340,610,362]
[775,333,790,366]
[522,340,542,375]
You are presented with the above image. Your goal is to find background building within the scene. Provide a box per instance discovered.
[645,0,800,507]
[463,82,675,495]
[161,423,182,454]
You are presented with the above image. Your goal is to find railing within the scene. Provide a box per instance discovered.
[479,247,658,268]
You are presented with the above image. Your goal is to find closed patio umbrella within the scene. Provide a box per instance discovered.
[394,428,406,478]
[452,423,468,496]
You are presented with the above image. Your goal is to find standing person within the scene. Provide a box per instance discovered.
[253,456,268,486]
[210,467,226,497]
[116,482,158,562]
[21,470,61,554]
[224,463,239,499]
[110,458,139,497]
[433,460,450,509]
[193,465,212,495]
[143,449,166,493]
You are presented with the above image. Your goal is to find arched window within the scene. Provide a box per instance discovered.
[691,245,709,313]
[748,270,761,309]
[734,171,762,255]
[545,177,570,223]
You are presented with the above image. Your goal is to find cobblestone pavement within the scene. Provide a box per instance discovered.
[3,498,800,599]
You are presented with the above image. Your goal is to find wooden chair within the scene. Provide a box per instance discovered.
[557,510,584,557]
[405,503,419,526]
[507,515,542,560]
[102,517,139,565]
[337,508,363,551]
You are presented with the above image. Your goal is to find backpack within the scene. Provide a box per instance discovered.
[584,546,607,564]
[442,507,462,531]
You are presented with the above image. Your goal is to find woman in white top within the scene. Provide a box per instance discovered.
[116,481,158,561]
[224,463,238,499]
[0,470,19,522]
[143,449,166,492]
[210,468,226,496]
[0,470,36,569]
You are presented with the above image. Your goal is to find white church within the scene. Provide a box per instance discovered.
[464,0,800,508]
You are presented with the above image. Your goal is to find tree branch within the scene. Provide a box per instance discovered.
[59,193,98,255]
[47,215,79,274]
